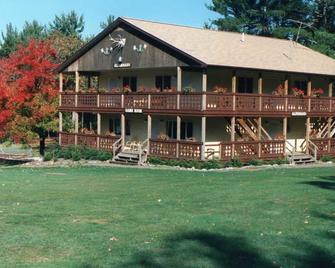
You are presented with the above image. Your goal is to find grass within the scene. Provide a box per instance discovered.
[0,166,334,267]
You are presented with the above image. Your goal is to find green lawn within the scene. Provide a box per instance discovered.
[0,166,334,268]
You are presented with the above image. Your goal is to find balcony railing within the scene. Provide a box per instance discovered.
[60,92,335,115]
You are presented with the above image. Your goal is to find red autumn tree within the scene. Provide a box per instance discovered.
[0,39,59,155]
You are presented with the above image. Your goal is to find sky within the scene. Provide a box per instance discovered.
[0,0,220,37]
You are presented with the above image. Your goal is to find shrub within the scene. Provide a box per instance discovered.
[274,158,290,165]
[71,150,81,161]
[320,155,334,162]
[248,159,264,166]
[43,152,53,162]
[200,160,222,170]
[231,157,243,167]
[97,151,112,161]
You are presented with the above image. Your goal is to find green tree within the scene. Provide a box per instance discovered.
[207,0,311,35]
[49,10,85,37]
[20,20,47,45]
[313,0,335,32]
[0,23,19,57]
[100,15,115,30]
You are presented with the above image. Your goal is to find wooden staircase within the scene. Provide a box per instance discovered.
[286,139,318,165]
[226,117,272,141]
[112,139,149,165]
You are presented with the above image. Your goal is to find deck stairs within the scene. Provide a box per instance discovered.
[226,118,272,141]
[111,139,149,165]
[286,139,318,165]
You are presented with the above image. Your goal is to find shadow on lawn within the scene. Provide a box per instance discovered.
[124,231,276,268]
[301,176,335,191]
[123,230,335,268]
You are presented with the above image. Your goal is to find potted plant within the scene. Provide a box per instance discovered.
[213,85,228,94]
[311,88,324,98]
[98,87,107,93]
[87,87,97,93]
[183,86,194,94]
[292,87,305,98]
[122,85,132,94]
[111,87,121,93]
[272,84,285,96]
[157,132,169,141]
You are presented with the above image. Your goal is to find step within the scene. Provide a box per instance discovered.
[288,153,316,165]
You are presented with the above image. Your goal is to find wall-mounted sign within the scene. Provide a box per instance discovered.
[125,108,143,113]
[113,63,131,68]
[292,112,307,116]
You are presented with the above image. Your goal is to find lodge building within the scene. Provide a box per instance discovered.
[58,17,335,164]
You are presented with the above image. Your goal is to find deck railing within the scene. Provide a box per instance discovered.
[59,132,121,151]
[60,92,335,115]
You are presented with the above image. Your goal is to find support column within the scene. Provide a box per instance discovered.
[147,115,152,153]
[75,71,80,92]
[231,117,236,158]
[97,113,101,149]
[232,71,237,111]
[257,117,262,158]
[258,73,262,111]
[201,117,206,161]
[328,80,333,152]
[202,69,207,111]
[121,114,125,148]
[177,67,182,110]
[59,112,63,146]
[306,77,312,148]
[74,112,79,145]
[176,116,181,158]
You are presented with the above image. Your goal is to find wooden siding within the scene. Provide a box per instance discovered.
[66,27,186,72]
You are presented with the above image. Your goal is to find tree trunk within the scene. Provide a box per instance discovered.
[39,136,46,156]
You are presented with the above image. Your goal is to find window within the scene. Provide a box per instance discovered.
[237,77,253,93]
[109,119,130,135]
[294,80,307,94]
[155,76,171,90]
[166,121,177,139]
[123,77,137,92]
[166,120,193,139]
[109,119,121,135]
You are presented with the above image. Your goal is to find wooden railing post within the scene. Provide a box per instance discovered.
[177,66,182,110]
[147,115,152,153]
[307,77,312,112]
[176,116,181,158]
[257,117,262,158]
[258,73,262,112]
[284,75,289,112]
[121,114,125,148]
[231,117,236,158]
[201,116,206,161]
[232,70,236,112]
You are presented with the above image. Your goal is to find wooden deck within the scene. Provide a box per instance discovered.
[60,92,335,117]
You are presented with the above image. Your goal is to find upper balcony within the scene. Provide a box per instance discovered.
[60,91,335,117]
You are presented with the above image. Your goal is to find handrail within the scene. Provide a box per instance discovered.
[285,140,296,155]
[139,138,149,164]
[307,140,318,160]
[112,138,123,161]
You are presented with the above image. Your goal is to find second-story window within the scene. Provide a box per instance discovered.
[123,77,137,92]
[237,77,253,93]
[155,76,171,90]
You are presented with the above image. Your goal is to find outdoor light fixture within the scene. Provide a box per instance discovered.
[133,43,147,53]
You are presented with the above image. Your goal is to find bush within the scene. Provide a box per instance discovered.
[231,157,243,167]
[248,159,264,166]
[200,160,222,170]
[71,150,81,161]
[43,152,53,162]
[274,158,290,165]
[320,155,334,162]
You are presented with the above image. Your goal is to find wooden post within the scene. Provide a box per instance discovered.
[307,77,312,112]
[59,73,63,107]
[177,66,182,110]
[201,116,206,161]
[306,77,312,151]
[231,116,236,158]
[97,113,101,149]
[283,117,288,140]
[258,73,262,112]
[202,69,207,111]
[121,114,125,148]
[74,112,79,145]
[59,112,63,146]
[284,75,289,112]
[176,116,181,158]
[257,117,262,158]
[75,71,80,92]
[232,70,236,111]
[327,117,332,153]
[147,115,152,153]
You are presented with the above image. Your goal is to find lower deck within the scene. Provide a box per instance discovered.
[59,112,335,162]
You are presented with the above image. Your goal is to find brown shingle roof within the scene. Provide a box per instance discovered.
[124,17,335,76]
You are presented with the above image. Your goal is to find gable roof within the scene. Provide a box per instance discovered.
[58,17,335,76]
